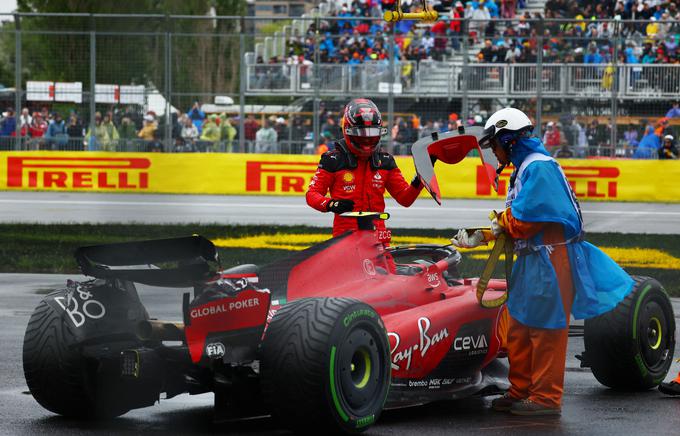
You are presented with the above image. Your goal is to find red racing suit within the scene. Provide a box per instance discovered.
[306,141,423,238]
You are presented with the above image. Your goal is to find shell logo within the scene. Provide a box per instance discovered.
[343,172,355,183]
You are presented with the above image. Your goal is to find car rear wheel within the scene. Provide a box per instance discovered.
[584,276,675,390]
[260,297,390,434]
[23,294,130,418]
[23,283,152,419]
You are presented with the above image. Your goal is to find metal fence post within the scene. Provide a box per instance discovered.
[387,28,395,152]
[461,18,469,122]
[610,19,620,152]
[535,18,543,138]
[239,32,246,153]
[312,17,320,153]
[164,15,172,152]
[89,15,96,151]
[14,14,21,150]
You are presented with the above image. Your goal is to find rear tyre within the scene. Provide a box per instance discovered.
[584,276,675,390]
[23,283,150,419]
[261,298,390,434]
[23,296,128,418]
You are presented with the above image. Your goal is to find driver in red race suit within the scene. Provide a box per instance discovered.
[306,98,425,240]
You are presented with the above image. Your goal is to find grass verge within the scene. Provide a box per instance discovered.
[1,224,678,297]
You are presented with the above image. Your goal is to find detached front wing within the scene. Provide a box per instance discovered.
[184,288,271,364]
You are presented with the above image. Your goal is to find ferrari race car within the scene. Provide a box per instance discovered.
[23,129,675,434]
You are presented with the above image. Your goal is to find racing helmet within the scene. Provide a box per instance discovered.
[479,107,533,151]
[341,98,387,158]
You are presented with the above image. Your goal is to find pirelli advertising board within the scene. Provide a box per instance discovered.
[1,152,679,203]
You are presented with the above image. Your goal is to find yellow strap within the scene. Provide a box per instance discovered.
[476,233,513,309]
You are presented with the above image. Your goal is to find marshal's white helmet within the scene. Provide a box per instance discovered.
[480,107,533,149]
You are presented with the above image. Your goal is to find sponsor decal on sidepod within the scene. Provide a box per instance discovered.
[389,317,450,371]
[190,297,260,319]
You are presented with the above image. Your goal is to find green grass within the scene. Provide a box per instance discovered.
[1,224,678,296]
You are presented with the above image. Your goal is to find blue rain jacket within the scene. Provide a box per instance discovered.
[506,137,634,329]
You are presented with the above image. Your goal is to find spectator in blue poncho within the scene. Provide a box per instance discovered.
[485,0,499,18]
[187,102,206,134]
[634,125,661,158]
[666,102,680,118]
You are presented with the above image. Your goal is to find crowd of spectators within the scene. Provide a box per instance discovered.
[0,103,245,153]
[475,1,680,67]
[257,1,522,71]
[248,1,680,97]
[537,102,680,159]
[253,1,679,70]
[1,100,677,159]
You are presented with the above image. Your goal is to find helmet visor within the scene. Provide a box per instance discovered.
[479,126,519,149]
[479,127,495,149]
[344,126,388,137]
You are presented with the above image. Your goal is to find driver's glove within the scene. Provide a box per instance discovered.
[451,228,485,249]
[327,199,355,214]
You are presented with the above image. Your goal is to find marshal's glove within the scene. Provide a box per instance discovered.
[451,228,485,249]
[326,199,354,214]
[489,210,506,237]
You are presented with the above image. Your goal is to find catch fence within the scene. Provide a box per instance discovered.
[0,13,677,158]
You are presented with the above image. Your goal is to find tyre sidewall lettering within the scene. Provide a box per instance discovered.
[631,284,653,379]
[53,289,107,328]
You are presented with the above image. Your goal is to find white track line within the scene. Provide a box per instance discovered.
[0,198,679,215]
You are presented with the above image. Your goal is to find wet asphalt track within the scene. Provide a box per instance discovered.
[2,273,680,435]
[1,191,680,233]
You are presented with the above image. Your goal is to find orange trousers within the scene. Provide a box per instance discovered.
[501,211,575,409]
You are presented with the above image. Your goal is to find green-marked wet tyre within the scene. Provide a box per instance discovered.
[261,297,390,434]
[584,276,675,390]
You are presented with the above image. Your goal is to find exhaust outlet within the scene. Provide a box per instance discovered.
[137,320,185,341]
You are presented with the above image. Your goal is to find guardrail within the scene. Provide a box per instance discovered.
[0,136,321,155]
[246,62,680,99]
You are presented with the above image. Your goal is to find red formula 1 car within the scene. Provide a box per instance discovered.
[23,129,675,434]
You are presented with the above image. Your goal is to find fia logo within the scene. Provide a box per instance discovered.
[206,342,226,358]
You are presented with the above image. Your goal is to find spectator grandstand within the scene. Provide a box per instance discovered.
[242,0,679,158]
[260,1,679,67]
[1,4,678,159]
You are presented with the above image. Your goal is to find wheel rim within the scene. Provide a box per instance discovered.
[639,300,669,371]
[336,324,386,414]
[648,316,662,350]
[351,348,372,389]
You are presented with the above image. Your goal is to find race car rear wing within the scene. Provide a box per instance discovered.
[74,235,220,287]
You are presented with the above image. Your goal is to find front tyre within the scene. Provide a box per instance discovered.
[584,276,675,390]
[261,298,390,434]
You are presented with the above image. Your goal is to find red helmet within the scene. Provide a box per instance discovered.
[341,98,387,158]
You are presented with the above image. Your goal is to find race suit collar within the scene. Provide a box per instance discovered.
[335,139,382,170]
